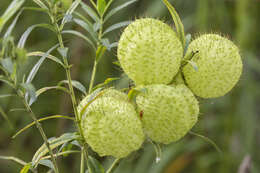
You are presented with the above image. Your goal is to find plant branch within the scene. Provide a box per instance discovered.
[80,148,85,173]
[16,90,59,173]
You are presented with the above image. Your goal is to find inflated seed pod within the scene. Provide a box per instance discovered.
[118,18,183,85]
[78,89,144,158]
[136,84,199,144]
[183,34,243,98]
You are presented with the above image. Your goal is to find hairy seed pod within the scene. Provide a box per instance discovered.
[78,89,144,158]
[118,18,183,85]
[183,34,243,98]
[136,84,199,144]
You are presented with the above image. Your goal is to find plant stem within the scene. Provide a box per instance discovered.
[106,159,120,173]
[88,59,97,93]
[55,23,89,165]
[17,91,59,173]
[80,148,85,173]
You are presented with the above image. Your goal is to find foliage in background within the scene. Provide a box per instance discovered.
[0,0,259,172]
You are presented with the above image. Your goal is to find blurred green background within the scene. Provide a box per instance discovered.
[0,0,260,172]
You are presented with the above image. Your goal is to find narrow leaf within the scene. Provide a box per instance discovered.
[162,0,185,48]
[73,18,98,42]
[61,0,82,26]
[80,2,100,22]
[0,0,25,33]
[21,83,37,105]
[4,10,23,39]
[20,163,31,173]
[184,34,191,55]
[97,0,106,16]
[0,156,27,166]
[92,78,119,91]
[27,51,64,67]
[1,58,13,74]
[62,30,96,50]
[26,44,59,84]
[187,60,198,71]
[32,0,48,9]
[104,0,137,22]
[59,80,87,94]
[32,133,79,166]
[57,47,69,58]
[38,159,55,170]
[17,24,55,48]
[95,45,107,62]
[0,94,16,98]
[12,115,74,139]
[36,86,70,97]
[103,21,131,36]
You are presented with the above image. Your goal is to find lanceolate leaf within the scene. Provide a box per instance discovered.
[38,159,54,170]
[20,163,31,173]
[27,51,64,67]
[0,156,27,166]
[32,0,48,10]
[97,0,107,16]
[92,78,119,91]
[32,133,79,166]
[73,18,98,42]
[21,83,37,105]
[26,44,59,84]
[162,0,185,48]
[80,2,100,22]
[59,80,87,95]
[102,21,131,36]
[36,86,70,98]
[61,0,82,26]
[62,30,96,50]
[104,0,138,22]
[0,0,25,33]
[1,58,13,74]
[12,115,74,139]
[4,10,23,39]
[17,24,56,48]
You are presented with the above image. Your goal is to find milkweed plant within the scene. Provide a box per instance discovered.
[0,0,242,172]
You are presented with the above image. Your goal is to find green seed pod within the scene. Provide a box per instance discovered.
[118,18,183,85]
[136,84,199,144]
[78,89,144,158]
[183,34,243,98]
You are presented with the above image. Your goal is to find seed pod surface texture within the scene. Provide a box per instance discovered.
[183,34,243,98]
[118,18,183,85]
[136,84,199,144]
[79,89,144,158]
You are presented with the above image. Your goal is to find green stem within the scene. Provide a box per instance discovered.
[106,159,120,173]
[88,59,97,93]
[54,23,89,166]
[17,91,59,173]
[80,148,85,173]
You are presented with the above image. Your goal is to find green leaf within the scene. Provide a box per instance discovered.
[32,133,79,166]
[189,131,223,154]
[62,30,96,50]
[12,115,74,139]
[95,45,107,62]
[36,86,70,98]
[73,18,98,42]
[57,47,69,58]
[97,0,106,16]
[0,156,27,166]
[184,34,191,55]
[92,78,119,91]
[187,60,198,71]
[162,0,185,48]
[26,44,59,84]
[27,51,64,67]
[59,80,87,95]
[38,159,54,170]
[20,163,32,173]
[88,156,105,173]
[80,2,100,22]
[104,0,137,22]
[17,24,55,48]
[4,10,23,39]
[0,94,16,99]
[0,105,13,129]
[102,21,131,36]
[32,0,48,9]
[61,0,82,27]
[0,76,14,88]
[0,0,25,33]
[21,83,37,105]
[1,58,13,74]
